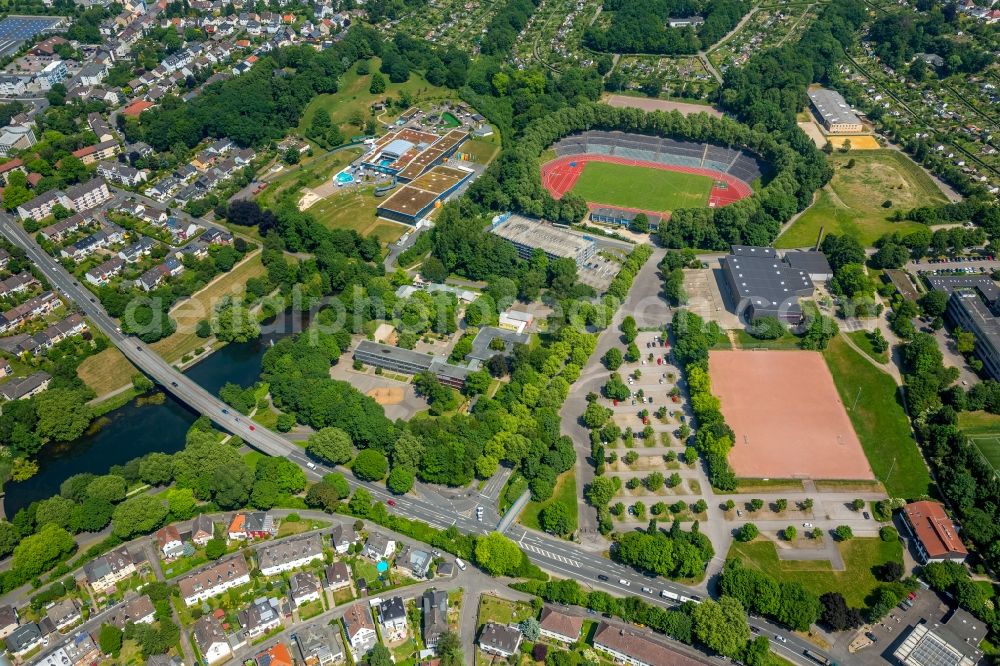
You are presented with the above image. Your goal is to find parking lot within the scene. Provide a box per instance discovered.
[834,588,954,666]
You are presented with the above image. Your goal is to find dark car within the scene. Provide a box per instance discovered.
[597,574,609,581]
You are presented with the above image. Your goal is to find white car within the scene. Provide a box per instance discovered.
[306,462,316,470]
[803,522,813,528]
[619,579,630,587]
[476,506,484,521]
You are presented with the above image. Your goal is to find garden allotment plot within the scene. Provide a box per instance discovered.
[569,160,713,213]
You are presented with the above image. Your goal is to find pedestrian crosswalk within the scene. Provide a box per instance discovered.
[521,543,582,568]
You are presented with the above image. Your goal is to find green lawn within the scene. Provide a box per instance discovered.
[257,148,363,209]
[298,57,452,138]
[823,336,932,498]
[958,411,1000,474]
[476,595,534,628]
[571,161,713,213]
[846,330,889,364]
[519,469,577,537]
[304,185,407,244]
[728,537,902,607]
[776,151,947,248]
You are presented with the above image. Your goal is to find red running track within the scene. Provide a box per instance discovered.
[540,154,753,212]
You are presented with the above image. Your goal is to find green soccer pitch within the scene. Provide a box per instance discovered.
[569,160,714,212]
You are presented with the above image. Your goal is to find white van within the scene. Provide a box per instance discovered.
[661,590,679,600]
[455,558,467,571]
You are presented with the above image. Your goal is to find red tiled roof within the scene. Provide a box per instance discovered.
[122,100,154,117]
[904,501,968,559]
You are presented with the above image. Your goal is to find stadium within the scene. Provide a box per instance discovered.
[541,130,766,224]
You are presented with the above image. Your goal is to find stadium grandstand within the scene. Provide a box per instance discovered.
[552,130,765,185]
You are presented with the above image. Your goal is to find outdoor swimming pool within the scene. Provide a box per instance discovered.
[335,171,355,185]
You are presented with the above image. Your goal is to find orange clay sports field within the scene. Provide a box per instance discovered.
[709,350,875,480]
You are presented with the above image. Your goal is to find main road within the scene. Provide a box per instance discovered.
[0,216,821,665]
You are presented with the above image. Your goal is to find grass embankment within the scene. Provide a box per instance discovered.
[728,537,903,607]
[297,57,452,138]
[256,148,364,209]
[519,469,577,536]
[77,253,267,396]
[776,150,948,248]
[823,336,932,498]
[733,329,802,350]
[303,185,407,244]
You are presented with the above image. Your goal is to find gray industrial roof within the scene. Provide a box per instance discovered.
[784,250,832,276]
[722,247,814,313]
[491,216,594,260]
[928,275,1000,304]
[467,326,530,362]
[808,88,862,126]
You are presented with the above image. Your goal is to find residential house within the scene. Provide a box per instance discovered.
[228,512,277,541]
[0,359,10,378]
[0,372,50,400]
[40,213,90,242]
[118,237,156,263]
[379,596,407,641]
[330,525,356,555]
[5,623,42,656]
[97,160,147,186]
[593,621,701,666]
[82,545,137,594]
[200,228,233,245]
[85,256,125,285]
[0,75,28,97]
[16,189,72,221]
[253,641,293,666]
[72,139,120,166]
[0,158,26,185]
[323,562,351,592]
[238,597,282,638]
[62,632,101,666]
[0,605,18,639]
[257,534,324,576]
[45,598,81,633]
[421,589,449,650]
[406,549,431,579]
[191,514,215,546]
[0,292,60,333]
[0,272,38,298]
[106,595,156,628]
[341,602,377,657]
[87,112,114,142]
[156,524,185,560]
[193,615,232,664]
[539,606,583,644]
[294,623,344,666]
[64,177,113,211]
[178,555,251,606]
[136,265,166,291]
[362,533,395,561]
[478,623,522,658]
[289,572,322,607]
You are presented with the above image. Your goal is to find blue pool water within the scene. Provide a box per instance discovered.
[379,159,393,167]
[376,561,389,573]
[335,171,355,184]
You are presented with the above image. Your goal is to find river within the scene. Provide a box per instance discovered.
[3,308,311,517]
